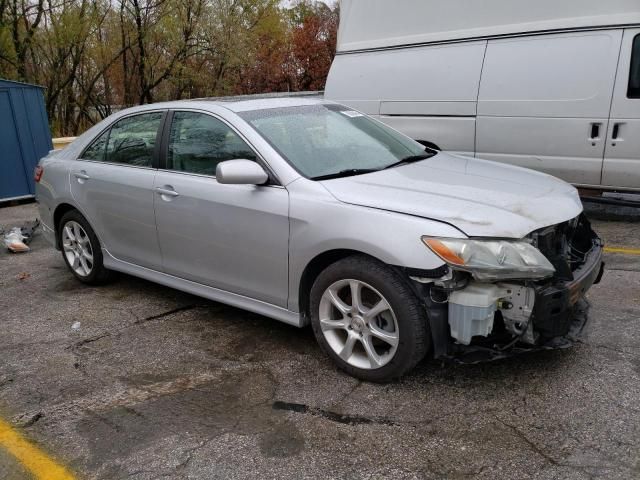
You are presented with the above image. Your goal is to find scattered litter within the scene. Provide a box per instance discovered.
[2,219,40,253]
[4,228,29,253]
[71,321,81,330]
[17,272,30,281]
[20,219,40,244]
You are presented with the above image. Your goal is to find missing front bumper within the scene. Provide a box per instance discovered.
[443,298,590,364]
[532,242,604,339]
[424,234,604,364]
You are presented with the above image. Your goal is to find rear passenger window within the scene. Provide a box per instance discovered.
[629,35,640,98]
[82,129,109,161]
[106,112,163,167]
[167,112,257,176]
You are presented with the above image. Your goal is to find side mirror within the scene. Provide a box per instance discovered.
[215,159,269,185]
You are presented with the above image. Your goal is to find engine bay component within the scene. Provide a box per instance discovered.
[420,215,603,362]
[446,282,537,346]
[448,283,505,345]
[498,284,537,344]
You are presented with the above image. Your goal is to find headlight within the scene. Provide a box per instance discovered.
[422,237,555,281]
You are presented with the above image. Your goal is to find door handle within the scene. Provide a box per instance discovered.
[612,122,623,140]
[589,123,601,140]
[611,122,625,146]
[155,186,179,197]
[73,171,90,183]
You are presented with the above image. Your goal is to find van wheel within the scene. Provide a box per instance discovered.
[58,210,114,285]
[310,255,430,382]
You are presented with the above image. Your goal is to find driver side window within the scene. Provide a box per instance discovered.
[167,111,257,176]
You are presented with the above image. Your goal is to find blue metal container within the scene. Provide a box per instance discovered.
[0,79,53,202]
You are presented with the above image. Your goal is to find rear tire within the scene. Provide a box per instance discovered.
[310,255,430,382]
[58,210,114,285]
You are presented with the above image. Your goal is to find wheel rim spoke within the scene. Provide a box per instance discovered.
[81,247,93,262]
[64,225,75,241]
[327,288,350,315]
[369,323,399,348]
[364,298,390,321]
[320,317,348,331]
[349,280,364,313]
[339,333,357,361]
[79,256,90,275]
[362,334,383,368]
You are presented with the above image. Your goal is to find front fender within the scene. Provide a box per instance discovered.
[287,180,466,311]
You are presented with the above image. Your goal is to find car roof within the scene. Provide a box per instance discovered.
[212,96,330,113]
[193,91,327,112]
[117,92,331,116]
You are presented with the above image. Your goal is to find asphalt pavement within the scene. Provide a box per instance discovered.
[0,202,639,479]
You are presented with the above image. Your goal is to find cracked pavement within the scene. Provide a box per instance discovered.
[1,202,639,479]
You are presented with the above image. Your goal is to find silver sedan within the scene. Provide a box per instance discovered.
[36,96,603,381]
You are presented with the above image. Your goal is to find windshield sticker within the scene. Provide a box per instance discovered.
[340,110,364,118]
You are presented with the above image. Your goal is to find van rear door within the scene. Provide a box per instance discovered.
[475,30,622,186]
[601,29,640,189]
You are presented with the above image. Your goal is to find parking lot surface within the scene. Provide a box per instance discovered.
[1,202,639,479]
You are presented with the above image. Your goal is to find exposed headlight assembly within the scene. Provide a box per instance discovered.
[422,237,555,281]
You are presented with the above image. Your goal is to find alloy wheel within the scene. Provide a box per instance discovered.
[319,279,399,369]
[61,220,94,277]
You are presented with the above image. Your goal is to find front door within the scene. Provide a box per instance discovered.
[602,29,640,189]
[70,111,165,270]
[153,110,289,307]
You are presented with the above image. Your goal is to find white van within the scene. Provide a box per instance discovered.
[324,0,640,191]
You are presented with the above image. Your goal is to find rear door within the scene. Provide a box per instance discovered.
[476,30,622,185]
[602,29,640,189]
[70,111,165,270]
[153,110,289,307]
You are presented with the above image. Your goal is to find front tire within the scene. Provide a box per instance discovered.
[310,255,430,382]
[58,210,113,285]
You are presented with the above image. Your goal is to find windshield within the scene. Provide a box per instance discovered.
[240,104,431,179]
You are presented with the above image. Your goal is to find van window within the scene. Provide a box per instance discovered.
[629,34,640,99]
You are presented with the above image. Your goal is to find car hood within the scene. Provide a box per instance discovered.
[319,152,583,238]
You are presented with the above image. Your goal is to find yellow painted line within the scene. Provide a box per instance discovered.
[0,417,74,480]
[604,246,640,255]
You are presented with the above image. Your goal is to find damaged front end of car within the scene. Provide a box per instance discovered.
[408,214,604,363]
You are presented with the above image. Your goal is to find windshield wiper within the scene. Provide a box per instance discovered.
[383,153,434,170]
[311,168,379,181]
[311,151,435,180]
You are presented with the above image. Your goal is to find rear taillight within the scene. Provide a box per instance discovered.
[34,166,43,183]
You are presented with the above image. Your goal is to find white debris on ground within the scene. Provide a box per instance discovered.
[3,227,30,253]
